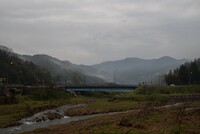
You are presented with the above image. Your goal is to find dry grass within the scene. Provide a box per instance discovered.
[21,106,200,134]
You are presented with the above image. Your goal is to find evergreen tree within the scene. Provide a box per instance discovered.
[165,58,200,85]
[0,45,52,85]
[165,70,174,85]
[178,65,189,84]
[190,62,199,84]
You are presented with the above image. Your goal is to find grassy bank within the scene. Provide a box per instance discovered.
[0,85,200,132]
[0,88,90,128]
[134,85,200,95]
[22,104,200,134]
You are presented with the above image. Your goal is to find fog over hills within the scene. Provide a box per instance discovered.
[20,54,188,85]
[92,56,188,84]
[20,54,105,85]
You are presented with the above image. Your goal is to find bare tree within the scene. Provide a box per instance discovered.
[176,102,191,134]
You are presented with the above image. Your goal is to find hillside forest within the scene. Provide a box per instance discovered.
[165,58,200,85]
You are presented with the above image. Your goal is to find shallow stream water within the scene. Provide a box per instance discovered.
[0,113,110,134]
[0,102,198,134]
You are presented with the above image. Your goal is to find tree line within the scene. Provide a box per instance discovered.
[0,46,52,85]
[0,45,104,86]
[165,58,200,85]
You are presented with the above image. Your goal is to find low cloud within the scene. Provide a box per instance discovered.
[0,0,200,64]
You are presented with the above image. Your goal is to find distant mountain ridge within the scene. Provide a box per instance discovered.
[20,54,104,85]
[20,54,188,85]
[91,56,187,84]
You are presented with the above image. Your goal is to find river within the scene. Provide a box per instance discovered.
[0,104,121,134]
[0,113,115,134]
[0,102,199,134]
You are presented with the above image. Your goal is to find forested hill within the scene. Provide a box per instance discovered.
[165,58,200,85]
[0,46,52,85]
[21,54,187,85]
[20,54,105,85]
[92,56,187,84]
[0,45,105,85]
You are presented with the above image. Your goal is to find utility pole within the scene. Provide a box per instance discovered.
[114,70,116,84]
[84,74,86,85]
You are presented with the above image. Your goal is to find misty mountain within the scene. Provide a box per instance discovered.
[20,54,188,85]
[91,56,188,84]
[20,54,104,85]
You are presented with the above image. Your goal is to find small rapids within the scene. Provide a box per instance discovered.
[0,103,199,134]
[0,104,88,134]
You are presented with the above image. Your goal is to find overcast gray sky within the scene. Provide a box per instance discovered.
[0,0,200,65]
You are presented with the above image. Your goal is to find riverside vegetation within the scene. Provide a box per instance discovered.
[0,86,200,134]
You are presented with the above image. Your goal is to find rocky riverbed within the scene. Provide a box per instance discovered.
[19,104,87,125]
[0,104,114,134]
